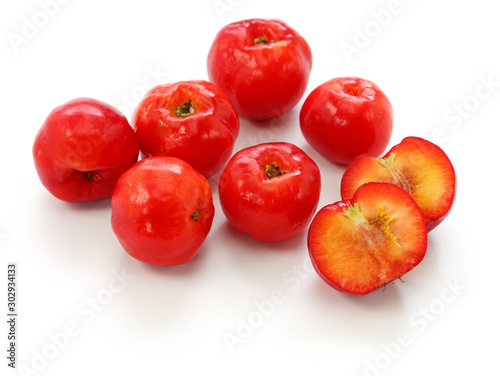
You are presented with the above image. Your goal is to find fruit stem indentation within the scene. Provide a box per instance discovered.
[173,99,195,117]
[263,160,286,179]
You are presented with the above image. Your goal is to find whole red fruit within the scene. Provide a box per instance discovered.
[132,80,239,178]
[111,156,214,266]
[33,98,139,202]
[300,77,393,165]
[218,142,321,242]
[207,18,312,120]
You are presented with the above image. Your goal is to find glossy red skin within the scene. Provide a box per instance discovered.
[33,98,139,202]
[207,19,312,120]
[111,157,214,266]
[218,142,321,242]
[300,77,393,165]
[132,80,239,178]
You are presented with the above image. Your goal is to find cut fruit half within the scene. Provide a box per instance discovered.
[341,136,456,231]
[308,182,427,295]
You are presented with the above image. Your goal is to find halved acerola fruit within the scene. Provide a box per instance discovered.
[308,182,427,295]
[341,136,456,231]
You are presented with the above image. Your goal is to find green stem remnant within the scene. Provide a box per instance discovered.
[173,99,195,117]
[253,35,274,45]
[85,171,93,182]
[191,208,201,222]
[263,161,286,179]
[378,153,412,194]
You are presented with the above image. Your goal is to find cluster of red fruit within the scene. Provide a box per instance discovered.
[32,19,456,295]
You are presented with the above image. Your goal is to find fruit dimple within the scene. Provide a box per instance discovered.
[253,35,275,45]
[263,160,287,179]
[344,84,360,96]
[172,99,195,117]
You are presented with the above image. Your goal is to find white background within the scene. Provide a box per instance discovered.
[1,0,499,375]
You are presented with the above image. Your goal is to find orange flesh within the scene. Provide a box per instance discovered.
[341,137,456,230]
[309,183,427,295]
